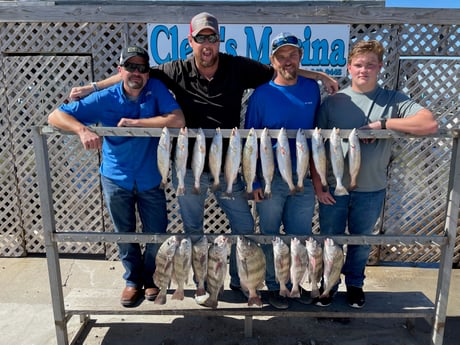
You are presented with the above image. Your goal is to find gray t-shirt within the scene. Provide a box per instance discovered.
[316,86,425,192]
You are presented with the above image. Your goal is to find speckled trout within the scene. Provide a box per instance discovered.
[312,127,328,192]
[175,127,188,196]
[348,128,361,191]
[276,127,295,194]
[260,128,275,198]
[330,127,349,196]
[296,128,310,192]
[157,127,171,189]
[209,128,223,192]
[242,127,258,195]
[224,127,242,196]
[191,128,206,194]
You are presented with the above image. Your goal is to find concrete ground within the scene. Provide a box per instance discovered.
[1,256,459,345]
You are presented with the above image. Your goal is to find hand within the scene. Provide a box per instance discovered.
[117,118,140,127]
[79,128,102,150]
[253,188,264,202]
[316,190,335,205]
[69,85,93,101]
[358,122,379,143]
[319,74,339,95]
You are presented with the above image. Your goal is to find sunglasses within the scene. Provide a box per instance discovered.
[123,62,149,74]
[193,33,219,44]
[271,35,302,52]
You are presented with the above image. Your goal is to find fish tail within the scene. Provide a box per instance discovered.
[202,297,218,309]
[211,182,220,192]
[154,292,167,305]
[334,185,349,196]
[159,181,166,189]
[176,186,185,196]
[192,186,201,194]
[171,289,185,300]
[321,184,328,192]
[296,185,304,193]
[289,187,297,195]
[248,296,263,307]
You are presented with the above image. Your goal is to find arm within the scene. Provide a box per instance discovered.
[298,69,339,95]
[69,74,122,101]
[48,109,102,150]
[363,108,438,135]
[310,155,335,205]
[117,108,185,128]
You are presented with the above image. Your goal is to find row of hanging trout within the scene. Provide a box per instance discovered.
[157,127,361,197]
[153,235,344,308]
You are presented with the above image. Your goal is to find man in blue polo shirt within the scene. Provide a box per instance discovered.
[48,46,185,307]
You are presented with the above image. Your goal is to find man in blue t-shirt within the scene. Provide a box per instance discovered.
[245,32,321,309]
[48,46,185,307]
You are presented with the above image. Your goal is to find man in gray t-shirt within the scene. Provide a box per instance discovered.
[313,40,438,309]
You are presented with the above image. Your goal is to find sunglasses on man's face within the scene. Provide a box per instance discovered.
[123,62,149,74]
[193,33,219,44]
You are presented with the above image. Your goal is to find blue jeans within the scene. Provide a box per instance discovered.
[172,169,254,287]
[101,175,167,289]
[257,173,315,291]
[318,188,385,288]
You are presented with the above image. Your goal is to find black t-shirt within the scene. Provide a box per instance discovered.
[149,53,274,171]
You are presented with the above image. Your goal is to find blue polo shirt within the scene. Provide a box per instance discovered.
[58,79,180,191]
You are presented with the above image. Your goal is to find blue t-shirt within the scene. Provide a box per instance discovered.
[245,76,320,168]
[58,79,180,191]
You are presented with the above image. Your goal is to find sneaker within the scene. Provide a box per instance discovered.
[268,290,289,310]
[347,286,365,308]
[313,293,332,307]
[295,287,313,305]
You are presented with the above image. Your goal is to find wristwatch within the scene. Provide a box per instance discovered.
[380,119,387,129]
[91,82,99,92]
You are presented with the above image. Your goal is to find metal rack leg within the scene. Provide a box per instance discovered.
[244,315,253,338]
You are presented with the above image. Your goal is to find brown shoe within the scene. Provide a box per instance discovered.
[120,286,141,307]
[144,287,160,301]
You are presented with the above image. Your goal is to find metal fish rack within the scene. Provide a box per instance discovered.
[33,126,459,345]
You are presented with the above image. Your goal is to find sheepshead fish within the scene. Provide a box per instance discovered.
[175,127,188,196]
[272,236,290,298]
[157,127,171,189]
[224,127,242,196]
[348,128,361,191]
[289,237,309,298]
[192,236,209,301]
[171,237,192,300]
[203,235,229,309]
[242,128,258,195]
[191,128,206,194]
[295,128,310,192]
[276,128,295,194]
[305,237,323,298]
[209,128,223,192]
[153,236,179,305]
[329,127,349,196]
[321,238,344,298]
[236,236,266,307]
[260,128,275,198]
[312,127,328,192]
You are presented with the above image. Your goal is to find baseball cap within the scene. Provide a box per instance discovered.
[271,32,303,55]
[190,12,219,37]
[119,46,149,65]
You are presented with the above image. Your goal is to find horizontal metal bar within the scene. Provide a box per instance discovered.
[52,232,447,246]
[40,126,457,139]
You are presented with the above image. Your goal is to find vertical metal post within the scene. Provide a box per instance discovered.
[32,126,69,345]
[244,315,253,338]
[431,132,460,345]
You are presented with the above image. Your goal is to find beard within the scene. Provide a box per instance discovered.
[196,52,218,68]
[278,67,297,81]
[126,77,144,89]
